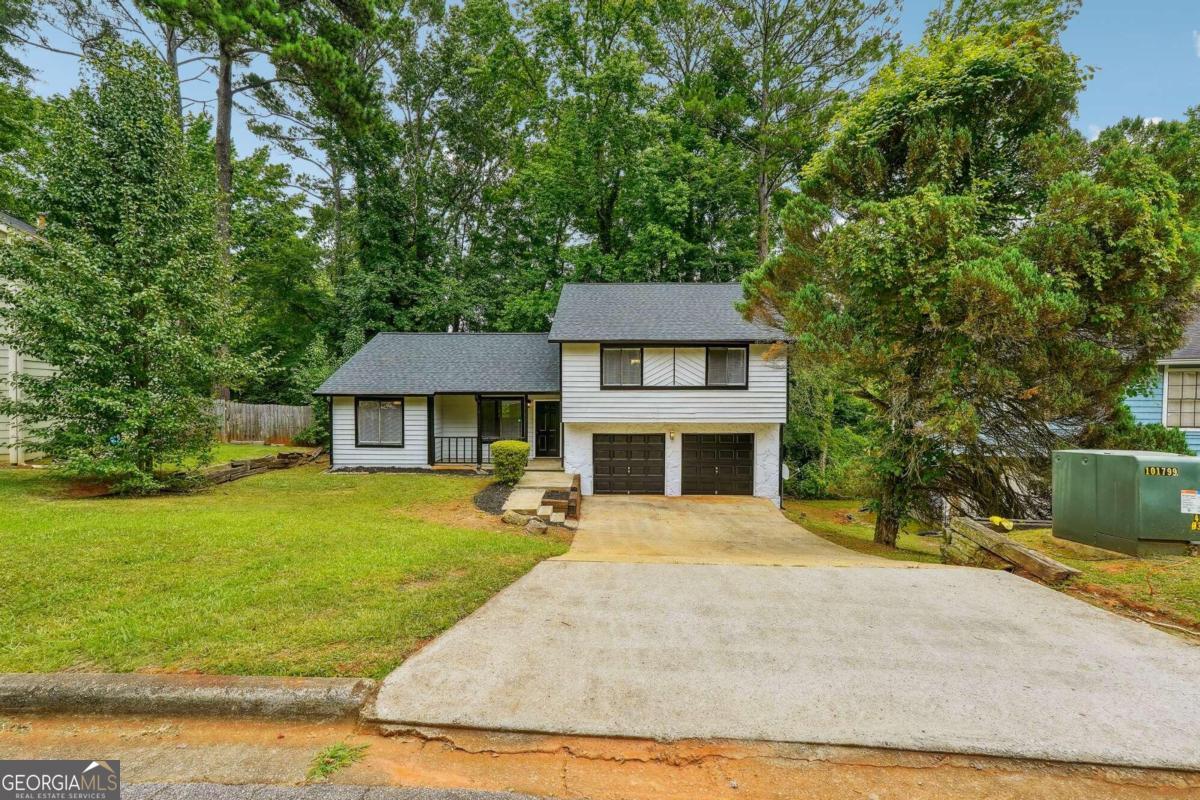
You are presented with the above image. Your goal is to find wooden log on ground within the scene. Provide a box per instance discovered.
[946,517,1080,584]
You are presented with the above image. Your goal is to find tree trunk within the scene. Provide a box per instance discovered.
[214,42,234,263]
[874,476,902,547]
[163,24,183,123]
[330,158,346,283]
[756,166,771,263]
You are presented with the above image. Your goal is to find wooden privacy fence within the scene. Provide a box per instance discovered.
[212,400,313,444]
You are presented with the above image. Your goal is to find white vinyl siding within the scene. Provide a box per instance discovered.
[434,395,476,437]
[332,395,428,468]
[562,343,786,423]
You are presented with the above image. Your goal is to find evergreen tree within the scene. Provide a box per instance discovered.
[745,17,1200,543]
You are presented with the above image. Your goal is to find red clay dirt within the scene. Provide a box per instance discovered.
[1,712,1197,799]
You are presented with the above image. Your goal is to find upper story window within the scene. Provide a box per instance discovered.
[1166,369,1200,428]
[357,398,405,446]
[707,346,748,387]
[602,347,643,387]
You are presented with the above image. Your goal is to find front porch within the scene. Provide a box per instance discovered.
[432,393,562,467]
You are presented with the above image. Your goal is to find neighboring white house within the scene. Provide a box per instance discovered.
[315,283,790,505]
[0,211,51,465]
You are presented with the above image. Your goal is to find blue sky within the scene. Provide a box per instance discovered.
[19,1,1200,157]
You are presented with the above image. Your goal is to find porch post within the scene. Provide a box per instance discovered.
[426,395,435,466]
[475,393,482,466]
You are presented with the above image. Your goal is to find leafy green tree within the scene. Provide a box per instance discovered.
[0,0,32,81]
[230,148,328,403]
[924,0,1078,37]
[712,0,899,261]
[745,19,1200,544]
[143,0,385,259]
[0,40,241,491]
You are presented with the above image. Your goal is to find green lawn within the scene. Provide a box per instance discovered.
[783,498,943,563]
[164,442,315,471]
[1010,529,1200,628]
[0,465,566,677]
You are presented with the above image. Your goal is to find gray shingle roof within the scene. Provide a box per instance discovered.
[314,333,560,396]
[1163,312,1200,362]
[547,283,786,343]
[0,211,37,237]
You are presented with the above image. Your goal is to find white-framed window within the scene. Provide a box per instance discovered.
[602,347,643,387]
[706,346,748,387]
[1165,369,1200,429]
[356,398,405,446]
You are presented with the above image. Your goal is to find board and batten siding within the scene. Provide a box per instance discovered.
[561,343,786,423]
[1126,365,1200,452]
[331,395,429,468]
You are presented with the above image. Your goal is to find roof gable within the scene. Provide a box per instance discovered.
[547,283,786,343]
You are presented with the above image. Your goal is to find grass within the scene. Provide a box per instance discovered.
[783,498,943,563]
[0,465,567,678]
[307,742,369,782]
[1010,529,1200,627]
[164,442,315,471]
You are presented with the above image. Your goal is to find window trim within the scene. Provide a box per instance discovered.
[355,396,406,447]
[478,395,526,443]
[705,345,750,388]
[1163,367,1200,431]
[600,346,645,388]
[596,343,753,390]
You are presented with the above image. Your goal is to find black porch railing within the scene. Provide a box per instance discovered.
[434,436,492,464]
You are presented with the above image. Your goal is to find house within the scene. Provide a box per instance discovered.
[315,283,790,504]
[1128,314,1200,451]
[0,211,51,465]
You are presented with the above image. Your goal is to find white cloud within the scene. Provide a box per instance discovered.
[1194,30,1200,58]
[1087,124,1101,141]
[1147,116,1164,125]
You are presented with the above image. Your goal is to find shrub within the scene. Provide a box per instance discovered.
[1080,403,1193,455]
[491,440,530,485]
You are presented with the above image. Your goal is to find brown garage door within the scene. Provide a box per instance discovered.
[681,433,754,495]
[593,434,665,494]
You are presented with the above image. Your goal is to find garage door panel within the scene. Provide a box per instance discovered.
[682,433,754,496]
[593,434,665,494]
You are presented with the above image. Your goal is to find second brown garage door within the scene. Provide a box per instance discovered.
[681,433,754,495]
[593,434,665,494]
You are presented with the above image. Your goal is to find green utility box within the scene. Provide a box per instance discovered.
[1052,449,1200,556]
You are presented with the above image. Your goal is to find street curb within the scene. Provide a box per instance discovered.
[0,672,377,720]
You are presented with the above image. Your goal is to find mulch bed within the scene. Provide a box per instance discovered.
[473,482,512,515]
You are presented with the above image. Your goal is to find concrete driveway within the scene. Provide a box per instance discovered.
[371,497,1200,771]
[557,495,921,566]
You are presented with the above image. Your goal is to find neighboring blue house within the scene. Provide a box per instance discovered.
[1127,317,1200,451]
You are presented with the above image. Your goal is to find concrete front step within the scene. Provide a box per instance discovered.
[501,488,545,515]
